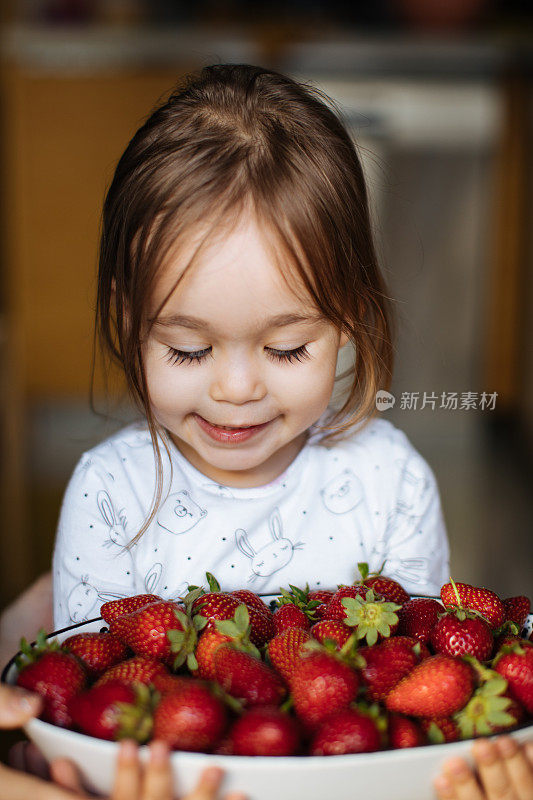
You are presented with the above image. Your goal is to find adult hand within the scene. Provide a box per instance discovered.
[0,572,53,667]
[434,736,533,800]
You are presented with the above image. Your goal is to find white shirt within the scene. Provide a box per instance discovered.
[52,417,450,629]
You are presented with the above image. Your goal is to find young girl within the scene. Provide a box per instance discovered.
[53,63,449,626]
[46,61,531,800]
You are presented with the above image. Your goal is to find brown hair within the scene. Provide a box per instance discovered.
[96,63,395,545]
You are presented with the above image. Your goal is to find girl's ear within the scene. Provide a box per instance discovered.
[339,329,350,349]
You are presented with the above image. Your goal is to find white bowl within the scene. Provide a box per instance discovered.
[2,614,532,800]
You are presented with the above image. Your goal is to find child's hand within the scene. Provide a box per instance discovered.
[50,739,246,800]
[434,736,533,800]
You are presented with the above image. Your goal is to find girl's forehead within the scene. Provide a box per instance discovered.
[149,214,318,323]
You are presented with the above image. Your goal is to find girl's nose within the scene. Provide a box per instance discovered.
[209,354,267,404]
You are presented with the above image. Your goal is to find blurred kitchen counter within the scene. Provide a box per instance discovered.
[1,22,533,75]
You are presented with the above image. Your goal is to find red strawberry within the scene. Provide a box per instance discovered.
[454,665,519,738]
[213,646,286,707]
[358,636,421,702]
[16,646,87,728]
[310,708,381,756]
[385,654,474,718]
[230,707,301,756]
[324,585,371,622]
[358,562,410,605]
[68,680,152,742]
[246,606,276,647]
[290,651,359,728]
[110,601,193,667]
[194,605,259,681]
[503,596,531,629]
[493,633,524,655]
[62,632,129,680]
[494,642,533,713]
[420,717,460,743]
[441,580,505,630]
[230,589,270,614]
[273,604,310,634]
[308,590,334,619]
[191,591,241,627]
[95,656,167,688]
[397,598,442,644]
[388,714,425,748]
[310,620,352,650]
[267,628,311,684]
[100,594,161,623]
[150,674,190,696]
[152,679,227,752]
[430,610,493,661]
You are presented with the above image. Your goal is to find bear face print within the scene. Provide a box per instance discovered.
[157,490,207,535]
[235,508,304,582]
[320,469,364,514]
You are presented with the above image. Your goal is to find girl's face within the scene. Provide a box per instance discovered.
[142,213,348,488]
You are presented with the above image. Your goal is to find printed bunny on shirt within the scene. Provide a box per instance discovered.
[234,507,304,582]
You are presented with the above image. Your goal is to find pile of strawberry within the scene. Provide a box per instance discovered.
[14,566,533,757]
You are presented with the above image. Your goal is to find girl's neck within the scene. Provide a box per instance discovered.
[168,429,310,489]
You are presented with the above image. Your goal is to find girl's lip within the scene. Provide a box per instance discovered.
[193,414,274,443]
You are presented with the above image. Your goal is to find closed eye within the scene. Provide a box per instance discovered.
[165,344,310,366]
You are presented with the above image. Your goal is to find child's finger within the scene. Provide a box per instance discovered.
[141,741,173,800]
[442,756,485,800]
[49,757,88,795]
[524,741,533,767]
[184,766,225,800]
[110,740,142,800]
[494,737,533,800]
[433,773,458,800]
[472,738,518,800]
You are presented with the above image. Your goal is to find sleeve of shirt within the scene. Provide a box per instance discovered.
[374,433,450,597]
[52,452,136,630]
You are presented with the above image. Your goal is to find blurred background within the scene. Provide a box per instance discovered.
[0,0,532,625]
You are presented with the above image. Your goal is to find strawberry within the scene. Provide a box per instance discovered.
[194,605,259,681]
[310,620,352,650]
[16,633,87,728]
[152,678,227,752]
[385,654,474,718]
[310,708,381,756]
[213,646,286,707]
[230,589,270,614]
[246,605,276,647]
[388,714,425,748]
[341,590,401,646]
[397,598,442,644]
[308,590,334,619]
[503,596,531,629]
[68,680,152,742]
[110,601,195,668]
[266,627,311,684]
[230,707,301,756]
[420,717,460,744]
[493,633,524,655]
[358,636,421,702]
[453,660,517,738]
[290,650,359,728]
[190,591,241,627]
[100,594,161,624]
[441,580,505,630]
[273,604,310,634]
[62,632,129,680]
[430,610,493,661]
[95,655,168,688]
[150,674,190,696]
[358,562,410,605]
[494,642,533,713]
[323,585,371,622]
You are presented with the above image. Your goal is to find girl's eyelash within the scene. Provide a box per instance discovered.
[165,344,310,366]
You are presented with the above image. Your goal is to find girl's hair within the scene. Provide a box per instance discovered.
[96,63,395,544]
